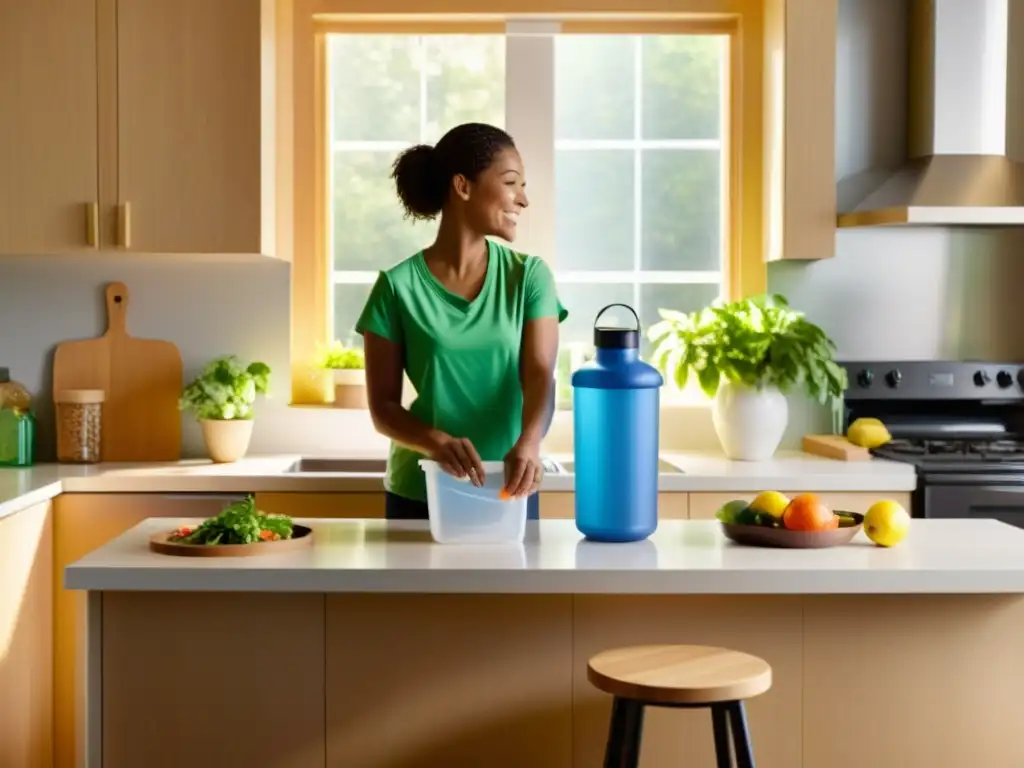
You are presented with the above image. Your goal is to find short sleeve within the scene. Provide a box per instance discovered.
[524,257,569,323]
[355,271,403,343]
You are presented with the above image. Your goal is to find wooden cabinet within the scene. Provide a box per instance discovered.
[53,493,249,768]
[0,501,54,768]
[540,493,688,519]
[763,0,838,260]
[0,0,288,257]
[256,492,386,518]
[0,0,99,254]
[688,491,912,519]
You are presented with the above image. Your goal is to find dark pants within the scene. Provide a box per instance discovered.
[386,491,541,520]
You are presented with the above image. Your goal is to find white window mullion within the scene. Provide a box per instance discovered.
[631,34,643,321]
[505,21,558,262]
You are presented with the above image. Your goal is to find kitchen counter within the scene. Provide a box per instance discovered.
[64,517,1024,595]
[0,450,918,521]
[70,516,1024,768]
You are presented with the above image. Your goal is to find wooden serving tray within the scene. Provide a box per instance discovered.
[149,525,314,557]
[722,513,864,549]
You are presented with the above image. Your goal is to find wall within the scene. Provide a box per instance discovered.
[3,0,1024,461]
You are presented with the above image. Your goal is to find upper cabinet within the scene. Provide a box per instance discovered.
[0,0,289,258]
[0,0,100,254]
[763,0,838,261]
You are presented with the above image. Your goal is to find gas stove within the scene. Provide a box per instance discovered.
[839,360,1024,526]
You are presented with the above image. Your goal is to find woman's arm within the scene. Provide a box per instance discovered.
[363,331,485,483]
[504,316,560,496]
[518,317,560,446]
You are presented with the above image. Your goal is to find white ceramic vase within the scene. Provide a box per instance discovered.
[200,418,254,463]
[333,369,368,409]
[711,380,788,461]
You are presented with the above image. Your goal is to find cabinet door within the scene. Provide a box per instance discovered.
[539,493,688,519]
[255,493,386,519]
[0,502,53,768]
[54,493,247,768]
[0,0,98,254]
[115,0,263,253]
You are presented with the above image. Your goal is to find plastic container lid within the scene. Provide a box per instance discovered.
[54,389,105,404]
[418,459,528,544]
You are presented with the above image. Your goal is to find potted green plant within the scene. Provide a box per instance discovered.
[179,355,271,463]
[647,294,847,461]
[315,340,366,409]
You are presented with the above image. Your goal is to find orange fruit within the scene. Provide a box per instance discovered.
[782,493,838,531]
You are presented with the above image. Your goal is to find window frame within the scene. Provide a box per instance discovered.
[289,6,767,406]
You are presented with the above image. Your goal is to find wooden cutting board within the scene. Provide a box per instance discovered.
[52,282,183,461]
[801,434,872,461]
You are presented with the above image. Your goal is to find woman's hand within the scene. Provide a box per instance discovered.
[429,433,486,487]
[503,438,543,499]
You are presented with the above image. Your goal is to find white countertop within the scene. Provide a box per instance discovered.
[63,517,1024,595]
[0,451,918,522]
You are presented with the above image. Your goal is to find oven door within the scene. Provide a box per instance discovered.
[923,472,1024,528]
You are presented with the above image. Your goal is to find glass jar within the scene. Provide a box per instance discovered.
[0,367,35,467]
[55,389,105,463]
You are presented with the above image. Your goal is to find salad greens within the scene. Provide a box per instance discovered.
[179,355,271,421]
[169,496,294,545]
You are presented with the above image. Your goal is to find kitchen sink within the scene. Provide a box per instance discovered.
[284,457,570,475]
[284,457,389,474]
[555,458,685,474]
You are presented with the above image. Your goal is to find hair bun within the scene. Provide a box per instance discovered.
[391,144,445,220]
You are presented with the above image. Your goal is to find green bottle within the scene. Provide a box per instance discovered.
[0,367,35,468]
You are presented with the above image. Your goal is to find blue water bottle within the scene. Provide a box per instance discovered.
[571,304,663,542]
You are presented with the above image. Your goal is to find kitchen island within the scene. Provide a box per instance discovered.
[66,517,1024,768]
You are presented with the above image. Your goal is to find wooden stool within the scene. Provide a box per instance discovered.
[588,644,772,768]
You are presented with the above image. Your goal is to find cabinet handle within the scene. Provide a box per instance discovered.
[85,202,98,248]
[117,201,132,248]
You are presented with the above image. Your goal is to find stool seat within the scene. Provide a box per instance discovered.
[587,644,772,706]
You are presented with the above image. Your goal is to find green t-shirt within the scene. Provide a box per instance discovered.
[355,239,568,502]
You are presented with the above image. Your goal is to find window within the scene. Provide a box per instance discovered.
[321,22,734,405]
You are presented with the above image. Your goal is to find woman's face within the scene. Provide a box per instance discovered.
[457,147,529,242]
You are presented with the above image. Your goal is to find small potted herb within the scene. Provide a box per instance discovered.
[647,294,847,461]
[315,340,366,409]
[179,355,271,463]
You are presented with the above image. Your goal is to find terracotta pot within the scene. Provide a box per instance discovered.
[200,418,254,463]
[333,369,368,409]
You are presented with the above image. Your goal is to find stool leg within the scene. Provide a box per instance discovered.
[726,701,755,768]
[711,704,733,768]
[603,697,645,768]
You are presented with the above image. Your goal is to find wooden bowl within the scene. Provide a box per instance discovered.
[721,512,864,549]
[149,525,314,557]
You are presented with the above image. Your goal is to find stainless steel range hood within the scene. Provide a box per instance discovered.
[837,0,1024,227]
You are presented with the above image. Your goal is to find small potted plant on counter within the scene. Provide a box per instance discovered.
[647,294,847,461]
[179,355,271,463]
[315,340,367,409]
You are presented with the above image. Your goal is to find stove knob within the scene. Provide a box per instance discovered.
[974,370,991,387]
[885,369,902,388]
[856,369,874,388]
[997,370,1014,388]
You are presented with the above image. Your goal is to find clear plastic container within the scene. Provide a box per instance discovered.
[419,459,528,544]
[55,389,105,463]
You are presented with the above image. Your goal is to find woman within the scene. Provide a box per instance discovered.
[355,122,567,520]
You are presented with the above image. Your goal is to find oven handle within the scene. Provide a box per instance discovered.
[925,473,1024,487]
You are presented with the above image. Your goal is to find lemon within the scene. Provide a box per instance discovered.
[847,418,892,448]
[749,490,790,519]
[864,500,911,547]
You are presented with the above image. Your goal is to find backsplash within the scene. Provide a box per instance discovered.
[3,0,1024,460]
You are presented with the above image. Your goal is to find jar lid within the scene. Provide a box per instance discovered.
[55,389,105,404]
